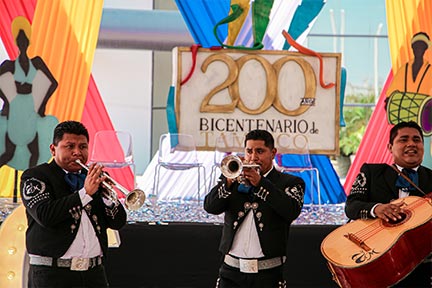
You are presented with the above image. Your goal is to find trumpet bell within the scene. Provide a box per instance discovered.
[220,155,260,179]
[125,189,146,211]
[220,155,243,179]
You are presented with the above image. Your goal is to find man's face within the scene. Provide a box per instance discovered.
[388,127,424,168]
[244,139,276,174]
[50,133,89,172]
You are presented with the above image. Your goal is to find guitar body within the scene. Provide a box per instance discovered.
[321,196,432,288]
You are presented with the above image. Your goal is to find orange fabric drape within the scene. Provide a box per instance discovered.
[30,0,104,122]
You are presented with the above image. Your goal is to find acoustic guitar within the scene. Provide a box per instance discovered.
[320,195,432,288]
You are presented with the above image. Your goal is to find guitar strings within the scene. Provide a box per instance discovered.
[355,222,382,240]
[352,198,427,241]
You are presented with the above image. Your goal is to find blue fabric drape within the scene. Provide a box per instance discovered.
[283,0,325,50]
[175,0,230,48]
[173,0,346,204]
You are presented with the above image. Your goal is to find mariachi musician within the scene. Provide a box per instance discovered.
[21,121,127,288]
[205,129,305,288]
[345,121,432,287]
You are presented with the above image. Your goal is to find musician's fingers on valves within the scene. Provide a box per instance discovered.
[75,159,146,210]
[84,163,107,196]
[241,166,261,186]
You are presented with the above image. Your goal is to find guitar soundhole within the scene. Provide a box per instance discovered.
[383,210,412,227]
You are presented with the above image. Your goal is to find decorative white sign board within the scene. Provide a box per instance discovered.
[172,47,341,155]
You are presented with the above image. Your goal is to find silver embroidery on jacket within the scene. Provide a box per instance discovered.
[217,184,231,198]
[22,178,49,208]
[254,187,269,201]
[284,184,304,206]
[351,172,367,195]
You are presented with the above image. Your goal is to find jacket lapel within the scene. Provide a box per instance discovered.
[415,166,429,197]
[384,164,400,198]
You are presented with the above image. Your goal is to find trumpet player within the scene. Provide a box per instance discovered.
[20,121,126,288]
[204,130,305,288]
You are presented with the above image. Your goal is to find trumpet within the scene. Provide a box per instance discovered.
[220,155,260,179]
[75,159,146,211]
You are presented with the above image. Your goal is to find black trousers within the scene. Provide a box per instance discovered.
[217,263,286,288]
[28,264,109,288]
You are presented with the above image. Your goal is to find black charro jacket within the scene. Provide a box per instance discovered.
[21,160,127,258]
[204,168,305,259]
[345,163,432,220]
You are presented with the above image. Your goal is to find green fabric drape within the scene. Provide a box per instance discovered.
[251,0,274,49]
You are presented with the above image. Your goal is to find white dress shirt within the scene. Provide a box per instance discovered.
[228,167,274,258]
[61,188,103,259]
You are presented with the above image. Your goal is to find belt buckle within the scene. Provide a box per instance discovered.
[239,259,258,273]
[71,257,89,271]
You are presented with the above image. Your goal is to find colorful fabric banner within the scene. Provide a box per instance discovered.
[344,0,432,193]
[0,0,133,198]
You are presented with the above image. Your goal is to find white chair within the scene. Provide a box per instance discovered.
[153,133,206,201]
[276,146,321,206]
[209,133,244,188]
[90,130,136,189]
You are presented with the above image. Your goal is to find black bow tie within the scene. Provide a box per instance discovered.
[65,173,86,191]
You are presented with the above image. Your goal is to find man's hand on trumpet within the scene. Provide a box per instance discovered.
[84,162,107,196]
[240,164,261,186]
[237,156,261,187]
[221,155,261,188]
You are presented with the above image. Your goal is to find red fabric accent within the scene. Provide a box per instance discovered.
[282,30,335,89]
[91,133,125,164]
[82,77,133,194]
[180,44,202,85]
[343,70,395,194]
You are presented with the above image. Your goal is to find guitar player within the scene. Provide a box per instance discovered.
[345,121,432,288]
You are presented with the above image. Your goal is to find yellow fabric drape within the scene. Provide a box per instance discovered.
[0,167,22,198]
[30,0,103,122]
[0,0,103,198]
[227,0,250,46]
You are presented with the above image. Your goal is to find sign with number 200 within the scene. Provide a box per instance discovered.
[173,47,341,155]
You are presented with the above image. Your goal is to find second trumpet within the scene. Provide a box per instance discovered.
[75,159,146,210]
[220,155,260,179]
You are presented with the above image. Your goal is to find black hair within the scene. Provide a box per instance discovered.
[244,129,274,149]
[52,121,89,145]
[389,121,423,144]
